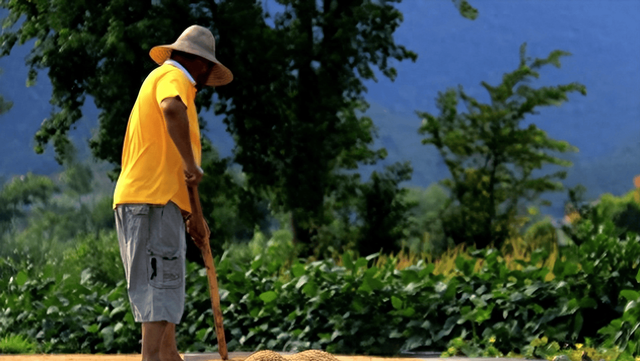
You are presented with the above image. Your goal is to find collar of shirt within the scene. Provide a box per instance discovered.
[164,59,196,86]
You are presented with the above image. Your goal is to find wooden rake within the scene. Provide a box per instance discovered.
[187,185,228,360]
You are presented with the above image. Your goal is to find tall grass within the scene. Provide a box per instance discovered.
[226,221,562,281]
[0,334,37,354]
[358,235,559,281]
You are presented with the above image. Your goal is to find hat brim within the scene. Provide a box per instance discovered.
[149,45,233,87]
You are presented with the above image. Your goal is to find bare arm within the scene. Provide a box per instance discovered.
[161,96,203,186]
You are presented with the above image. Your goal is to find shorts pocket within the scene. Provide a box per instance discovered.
[145,204,184,289]
[147,254,182,289]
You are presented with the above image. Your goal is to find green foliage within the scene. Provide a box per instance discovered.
[0,0,195,163]
[451,0,479,20]
[209,0,418,249]
[573,190,640,242]
[61,231,125,286]
[308,162,416,258]
[0,334,37,354]
[1,196,115,271]
[2,213,639,356]
[0,68,12,115]
[418,43,587,249]
[61,162,94,197]
[0,270,137,353]
[0,94,11,115]
[562,191,640,359]
[198,140,273,250]
[520,337,622,361]
[403,184,449,255]
[355,162,414,256]
[441,335,503,357]
[0,230,136,353]
[0,173,57,232]
[90,195,118,235]
[599,285,640,358]
[0,163,116,271]
[206,212,637,356]
[0,173,57,209]
[522,216,559,252]
[557,221,640,342]
[223,229,296,269]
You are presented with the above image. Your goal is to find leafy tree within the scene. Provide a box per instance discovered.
[418,44,587,249]
[0,0,204,164]
[1,174,57,209]
[0,0,480,254]
[0,173,57,238]
[208,0,419,252]
[192,138,271,261]
[354,162,413,256]
[0,0,272,255]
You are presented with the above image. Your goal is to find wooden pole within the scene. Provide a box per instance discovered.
[188,185,228,360]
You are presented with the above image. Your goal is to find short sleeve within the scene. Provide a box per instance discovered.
[156,69,191,108]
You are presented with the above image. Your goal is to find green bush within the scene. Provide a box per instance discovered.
[0,259,138,353]
[179,219,639,355]
[564,189,640,244]
[61,231,124,286]
[1,217,639,357]
[598,284,640,358]
[595,192,640,237]
[0,230,135,353]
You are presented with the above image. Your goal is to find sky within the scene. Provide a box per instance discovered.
[0,0,639,207]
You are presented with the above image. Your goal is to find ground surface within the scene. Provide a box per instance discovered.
[0,353,536,361]
[0,355,425,361]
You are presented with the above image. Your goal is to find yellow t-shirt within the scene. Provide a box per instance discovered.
[113,62,201,213]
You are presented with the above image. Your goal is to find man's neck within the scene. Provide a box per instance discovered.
[165,59,196,86]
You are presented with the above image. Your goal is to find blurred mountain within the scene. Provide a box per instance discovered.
[1,76,638,220]
[363,104,640,218]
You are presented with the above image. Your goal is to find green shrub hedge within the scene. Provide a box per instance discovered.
[1,221,639,358]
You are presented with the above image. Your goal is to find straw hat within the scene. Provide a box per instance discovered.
[149,25,233,87]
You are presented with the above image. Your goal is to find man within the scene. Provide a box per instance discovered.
[113,25,232,361]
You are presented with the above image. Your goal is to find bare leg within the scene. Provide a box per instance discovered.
[160,322,183,361]
[142,321,168,361]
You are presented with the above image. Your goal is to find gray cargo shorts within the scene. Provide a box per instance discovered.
[115,202,186,325]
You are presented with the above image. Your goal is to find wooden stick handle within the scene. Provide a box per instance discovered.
[187,185,228,360]
[201,241,228,360]
[187,185,205,227]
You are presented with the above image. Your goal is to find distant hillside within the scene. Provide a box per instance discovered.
[566,136,640,199]
[363,103,640,218]
[1,67,638,220]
